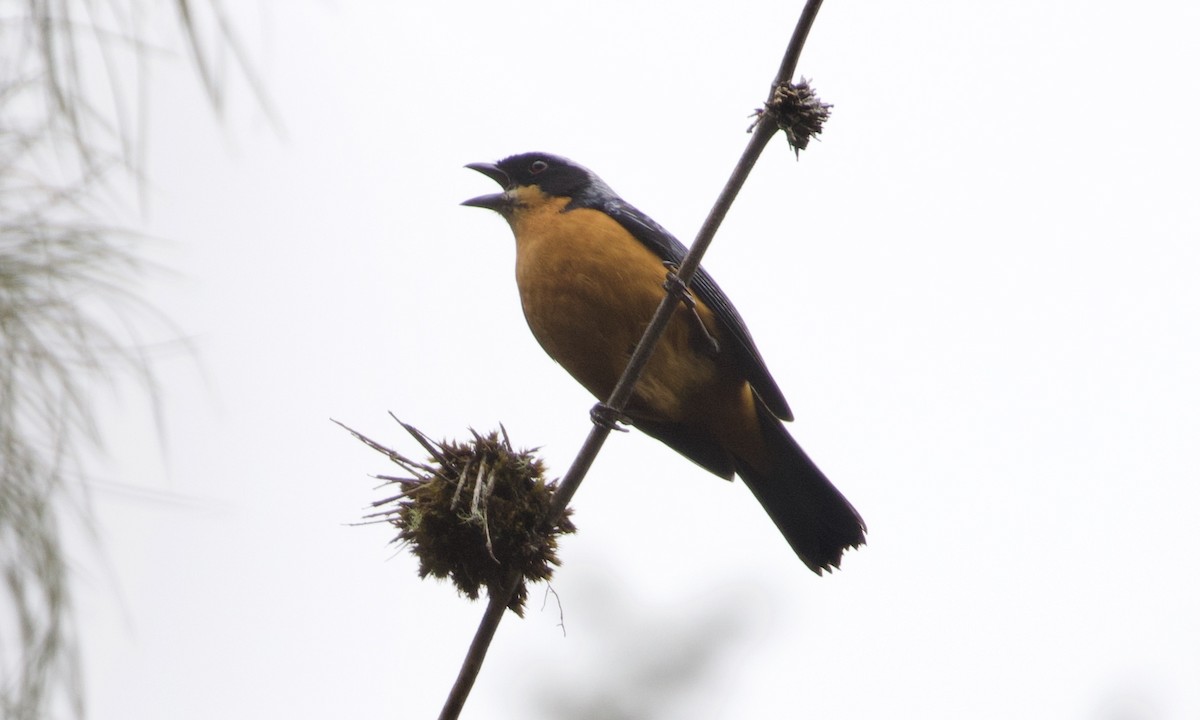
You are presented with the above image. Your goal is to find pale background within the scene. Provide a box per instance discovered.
[76,2,1199,718]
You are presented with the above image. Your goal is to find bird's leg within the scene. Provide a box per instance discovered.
[589,403,630,432]
[662,262,720,357]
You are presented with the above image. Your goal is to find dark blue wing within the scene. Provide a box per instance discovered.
[601,198,795,422]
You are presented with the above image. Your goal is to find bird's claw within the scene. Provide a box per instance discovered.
[662,264,720,357]
[590,403,629,431]
[661,261,686,295]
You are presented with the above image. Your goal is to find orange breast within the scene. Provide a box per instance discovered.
[508,196,723,423]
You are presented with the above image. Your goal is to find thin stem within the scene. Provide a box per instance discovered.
[436,2,827,716]
[437,571,521,720]
[774,0,825,88]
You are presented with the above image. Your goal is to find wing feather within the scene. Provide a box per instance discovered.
[601,199,795,422]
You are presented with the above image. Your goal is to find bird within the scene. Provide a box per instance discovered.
[463,152,865,573]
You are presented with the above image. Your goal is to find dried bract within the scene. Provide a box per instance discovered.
[750,77,832,155]
[341,418,575,616]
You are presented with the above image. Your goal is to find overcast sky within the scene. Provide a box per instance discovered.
[74,2,1199,718]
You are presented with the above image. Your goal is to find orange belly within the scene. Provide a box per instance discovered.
[509,199,724,423]
[507,193,776,472]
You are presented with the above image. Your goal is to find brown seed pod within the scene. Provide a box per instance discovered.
[751,77,832,155]
[342,418,575,616]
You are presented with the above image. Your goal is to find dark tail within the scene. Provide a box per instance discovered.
[733,401,866,574]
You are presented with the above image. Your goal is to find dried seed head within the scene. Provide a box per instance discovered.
[342,419,575,616]
[751,77,832,156]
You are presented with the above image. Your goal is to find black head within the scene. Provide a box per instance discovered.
[463,152,616,212]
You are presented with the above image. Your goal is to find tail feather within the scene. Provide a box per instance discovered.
[732,401,866,574]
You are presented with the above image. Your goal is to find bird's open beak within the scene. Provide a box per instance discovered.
[462,162,513,212]
[461,192,510,211]
[465,162,509,187]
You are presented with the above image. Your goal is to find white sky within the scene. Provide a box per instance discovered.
[72,2,1199,718]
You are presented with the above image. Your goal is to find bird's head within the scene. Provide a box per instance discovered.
[462,152,615,215]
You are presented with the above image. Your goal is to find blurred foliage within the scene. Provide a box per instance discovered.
[0,1,265,717]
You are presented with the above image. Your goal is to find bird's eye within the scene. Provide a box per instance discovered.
[529,160,548,174]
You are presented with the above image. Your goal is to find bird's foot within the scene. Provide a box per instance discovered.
[589,403,630,432]
[662,263,720,357]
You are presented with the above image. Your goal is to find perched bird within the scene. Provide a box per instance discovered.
[463,153,864,573]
